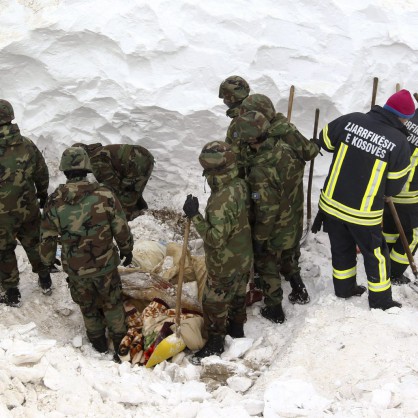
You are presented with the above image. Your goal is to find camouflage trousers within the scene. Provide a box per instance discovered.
[67,269,127,342]
[0,211,48,290]
[254,244,300,307]
[202,271,249,338]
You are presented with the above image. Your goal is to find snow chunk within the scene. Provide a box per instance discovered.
[264,379,331,417]
[6,339,56,365]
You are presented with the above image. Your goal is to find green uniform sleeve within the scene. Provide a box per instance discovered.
[109,194,134,253]
[31,140,49,196]
[39,199,59,266]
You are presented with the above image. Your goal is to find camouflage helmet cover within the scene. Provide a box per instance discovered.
[59,147,93,172]
[199,141,236,174]
[235,111,271,143]
[72,142,102,156]
[0,100,15,125]
[240,94,276,122]
[218,75,250,104]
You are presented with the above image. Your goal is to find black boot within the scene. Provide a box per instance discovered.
[335,284,366,298]
[287,273,310,305]
[227,321,244,338]
[137,196,148,211]
[192,335,224,363]
[260,304,285,324]
[90,335,108,353]
[112,337,124,363]
[369,287,402,310]
[38,272,52,295]
[1,287,21,307]
[391,275,411,286]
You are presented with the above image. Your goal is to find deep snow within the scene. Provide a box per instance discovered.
[1,1,418,417]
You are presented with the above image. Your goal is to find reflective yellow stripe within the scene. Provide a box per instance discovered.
[324,144,347,197]
[321,194,383,219]
[374,247,387,283]
[392,195,418,204]
[319,200,383,226]
[322,124,335,151]
[360,160,387,211]
[368,278,391,292]
[383,232,398,244]
[333,266,357,280]
[390,249,409,265]
[387,164,411,179]
[389,227,418,265]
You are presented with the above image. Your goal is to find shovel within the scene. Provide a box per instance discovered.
[145,218,191,368]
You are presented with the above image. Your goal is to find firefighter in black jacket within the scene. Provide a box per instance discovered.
[383,98,418,285]
[312,89,414,310]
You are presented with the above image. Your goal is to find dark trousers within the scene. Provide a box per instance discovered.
[324,216,394,307]
[383,203,418,278]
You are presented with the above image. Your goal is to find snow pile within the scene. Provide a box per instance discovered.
[1,0,418,417]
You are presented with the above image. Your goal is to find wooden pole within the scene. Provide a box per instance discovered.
[385,197,418,279]
[306,108,320,231]
[287,85,295,122]
[371,77,378,108]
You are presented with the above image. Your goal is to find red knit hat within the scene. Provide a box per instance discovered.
[383,89,415,119]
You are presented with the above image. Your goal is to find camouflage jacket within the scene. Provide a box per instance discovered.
[40,178,133,278]
[0,123,48,218]
[225,107,246,178]
[268,113,319,162]
[192,165,253,278]
[89,144,154,220]
[247,137,306,250]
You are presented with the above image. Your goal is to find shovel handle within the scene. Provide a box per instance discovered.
[371,77,378,109]
[386,197,418,278]
[307,108,320,224]
[175,218,191,334]
[414,92,418,104]
[287,85,295,122]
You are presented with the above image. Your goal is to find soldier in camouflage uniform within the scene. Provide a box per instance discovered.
[183,141,253,361]
[0,99,52,307]
[40,147,134,359]
[234,111,312,323]
[238,94,320,304]
[73,142,154,222]
[219,76,251,177]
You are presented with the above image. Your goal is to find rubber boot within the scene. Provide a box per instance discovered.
[1,287,21,307]
[287,273,310,305]
[192,335,224,363]
[260,304,286,324]
[38,271,52,295]
[227,321,244,338]
[391,275,411,286]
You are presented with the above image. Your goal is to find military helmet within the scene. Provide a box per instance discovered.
[218,76,250,104]
[72,142,102,156]
[235,111,271,143]
[240,94,276,122]
[0,100,15,125]
[199,141,236,173]
[59,147,92,172]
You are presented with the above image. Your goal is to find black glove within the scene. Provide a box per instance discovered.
[311,210,325,234]
[183,194,199,218]
[37,192,48,209]
[253,240,267,256]
[120,251,133,267]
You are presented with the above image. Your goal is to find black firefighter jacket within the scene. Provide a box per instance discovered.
[318,106,411,226]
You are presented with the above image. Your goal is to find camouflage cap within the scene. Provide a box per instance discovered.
[72,142,102,156]
[218,76,250,104]
[199,141,236,173]
[59,147,92,172]
[235,111,271,143]
[0,100,15,125]
[240,94,276,122]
